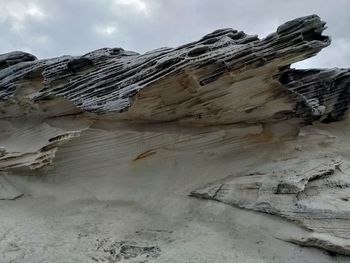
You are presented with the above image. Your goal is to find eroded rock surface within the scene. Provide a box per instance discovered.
[191,151,350,254]
[0,14,338,124]
[1,14,350,262]
[0,174,23,200]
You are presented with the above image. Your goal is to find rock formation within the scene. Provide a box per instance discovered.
[0,15,350,262]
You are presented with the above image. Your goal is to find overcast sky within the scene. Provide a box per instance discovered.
[0,0,349,68]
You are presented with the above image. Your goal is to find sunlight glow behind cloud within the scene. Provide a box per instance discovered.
[94,25,117,36]
[114,0,149,15]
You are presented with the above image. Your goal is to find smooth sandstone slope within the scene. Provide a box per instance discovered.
[1,15,350,262]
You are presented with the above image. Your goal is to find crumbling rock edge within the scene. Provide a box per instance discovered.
[0,14,350,260]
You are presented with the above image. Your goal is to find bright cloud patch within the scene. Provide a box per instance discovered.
[2,1,45,22]
[0,1,45,33]
[93,25,117,36]
[114,0,149,15]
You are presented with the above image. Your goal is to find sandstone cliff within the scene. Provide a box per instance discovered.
[0,15,350,262]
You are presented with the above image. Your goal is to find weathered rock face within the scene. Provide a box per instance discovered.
[191,151,350,254]
[0,14,334,122]
[0,15,350,262]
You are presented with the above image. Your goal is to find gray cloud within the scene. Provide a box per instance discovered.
[0,0,349,68]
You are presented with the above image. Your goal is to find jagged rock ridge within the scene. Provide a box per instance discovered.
[0,15,345,122]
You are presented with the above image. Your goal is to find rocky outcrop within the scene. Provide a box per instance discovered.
[191,151,350,254]
[0,14,337,123]
[281,68,350,123]
[1,15,350,262]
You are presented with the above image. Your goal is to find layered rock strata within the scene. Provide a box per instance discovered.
[1,14,350,261]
